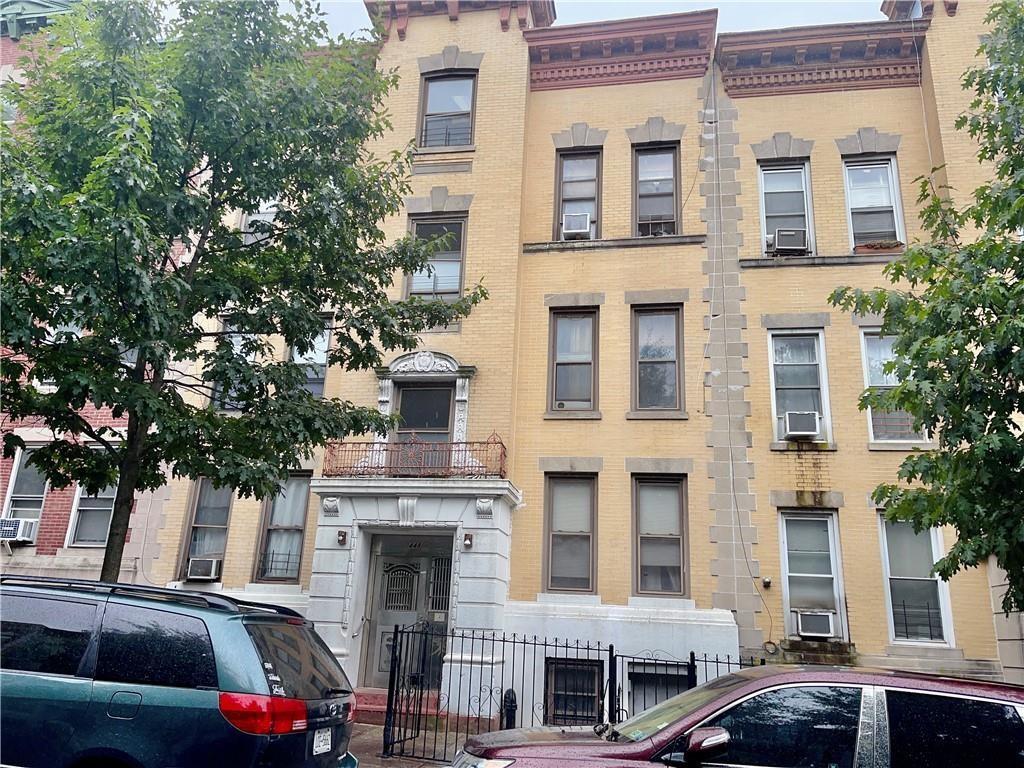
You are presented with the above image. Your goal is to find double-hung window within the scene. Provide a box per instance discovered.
[760,164,812,251]
[184,478,232,577]
[862,332,924,442]
[881,519,949,642]
[556,152,599,240]
[243,200,278,246]
[211,321,249,411]
[550,310,597,412]
[291,326,330,399]
[547,476,595,592]
[420,75,475,148]
[71,483,117,546]
[410,219,464,303]
[4,449,47,520]
[782,513,843,639]
[634,477,686,595]
[633,307,682,411]
[257,475,310,582]
[634,147,678,236]
[845,159,903,246]
[770,331,829,441]
[393,385,454,472]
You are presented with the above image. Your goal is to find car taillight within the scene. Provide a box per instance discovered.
[219,692,308,735]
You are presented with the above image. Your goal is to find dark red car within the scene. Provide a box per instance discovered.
[452,665,1024,768]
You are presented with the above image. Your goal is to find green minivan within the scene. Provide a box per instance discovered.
[0,576,358,768]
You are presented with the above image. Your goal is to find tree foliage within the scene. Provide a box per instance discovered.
[830,0,1024,611]
[0,0,485,580]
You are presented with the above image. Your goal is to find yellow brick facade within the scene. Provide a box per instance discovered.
[151,0,1006,677]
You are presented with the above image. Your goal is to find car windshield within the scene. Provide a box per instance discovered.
[613,672,752,742]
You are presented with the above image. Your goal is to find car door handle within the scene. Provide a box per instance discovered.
[107,691,142,720]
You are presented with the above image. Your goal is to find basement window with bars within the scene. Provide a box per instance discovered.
[544,658,603,726]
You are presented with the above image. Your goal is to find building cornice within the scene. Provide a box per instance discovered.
[524,9,718,91]
[716,18,929,98]
[365,0,555,41]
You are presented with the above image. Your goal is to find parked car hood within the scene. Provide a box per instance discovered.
[464,726,649,759]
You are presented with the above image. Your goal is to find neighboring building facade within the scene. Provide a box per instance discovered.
[0,0,167,583]
[6,0,1015,684]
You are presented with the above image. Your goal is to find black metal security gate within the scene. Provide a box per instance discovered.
[381,623,763,762]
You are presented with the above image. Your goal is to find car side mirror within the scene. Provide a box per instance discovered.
[661,727,730,766]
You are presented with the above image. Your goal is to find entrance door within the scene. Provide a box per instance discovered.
[362,535,453,688]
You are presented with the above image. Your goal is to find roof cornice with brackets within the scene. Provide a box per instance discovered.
[715,18,931,98]
[523,9,719,92]
[365,0,556,41]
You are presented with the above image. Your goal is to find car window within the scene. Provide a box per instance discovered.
[245,620,352,700]
[96,602,217,689]
[887,690,1024,768]
[0,593,97,676]
[706,685,861,768]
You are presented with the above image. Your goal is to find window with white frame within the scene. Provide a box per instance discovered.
[845,159,903,246]
[291,325,330,399]
[863,332,925,442]
[770,331,829,441]
[257,475,310,581]
[782,513,843,639]
[5,449,47,519]
[881,519,948,642]
[410,219,465,303]
[760,164,813,251]
[71,483,117,545]
[243,200,278,246]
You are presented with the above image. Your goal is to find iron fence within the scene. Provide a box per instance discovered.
[381,624,763,762]
[322,435,507,479]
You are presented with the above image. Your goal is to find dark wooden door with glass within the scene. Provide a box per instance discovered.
[392,385,454,475]
[362,534,453,689]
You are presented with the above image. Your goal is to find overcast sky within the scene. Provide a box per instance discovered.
[318,1,887,38]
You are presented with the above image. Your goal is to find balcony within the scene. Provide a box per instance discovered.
[323,434,507,479]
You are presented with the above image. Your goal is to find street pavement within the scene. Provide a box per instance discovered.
[349,724,445,768]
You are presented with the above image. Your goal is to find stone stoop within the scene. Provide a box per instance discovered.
[354,687,443,726]
[778,639,858,666]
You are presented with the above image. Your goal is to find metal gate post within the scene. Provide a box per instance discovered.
[687,651,698,690]
[382,624,401,757]
[607,644,617,725]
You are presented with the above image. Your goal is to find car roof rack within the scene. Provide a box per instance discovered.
[0,575,303,618]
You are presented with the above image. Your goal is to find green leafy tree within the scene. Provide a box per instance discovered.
[1,0,485,581]
[830,0,1024,611]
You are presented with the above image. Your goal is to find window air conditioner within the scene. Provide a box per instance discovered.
[770,228,808,254]
[186,557,222,581]
[784,411,820,440]
[0,517,38,543]
[796,611,835,638]
[562,213,591,240]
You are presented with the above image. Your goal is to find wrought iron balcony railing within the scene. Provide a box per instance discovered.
[323,434,507,479]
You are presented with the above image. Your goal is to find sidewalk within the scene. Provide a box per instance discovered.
[349,724,448,768]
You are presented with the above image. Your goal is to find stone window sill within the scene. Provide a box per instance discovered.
[770,440,838,452]
[413,144,476,157]
[544,410,602,420]
[523,234,705,254]
[625,410,689,420]
[868,440,935,452]
[740,252,902,269]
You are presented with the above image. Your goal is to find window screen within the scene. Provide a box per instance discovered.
[96,603,217,689]
[0,594,96,676]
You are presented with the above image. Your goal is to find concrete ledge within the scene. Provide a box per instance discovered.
[770,490,845,509]
[544,410,602,420]
[625,410,689,420]
[740,253,899,268]
[770,441,838,452]
[868,441,934,451]
[413,145,475,157]
[544,291,605,307]
[538,456,603,473]
[524,234,705,253]
[624,288,690,305]
[761,312,831,329]
[625,457,694,475]
[411,161,472,175]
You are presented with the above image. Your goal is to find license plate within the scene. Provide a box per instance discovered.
[313,727,332,755]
